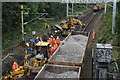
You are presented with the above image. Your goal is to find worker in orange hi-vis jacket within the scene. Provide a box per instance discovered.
[53,43,58,51]
[92,30,95,40]
[47,38,53,46]
[12,61,19,70]
[49,46,55,57]
[56,36,60,46]
[50,35,55,41]
[50,35,56,45]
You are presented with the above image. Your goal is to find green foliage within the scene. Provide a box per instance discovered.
[115,1,120,46]
[96,2,120,47]
[2,2,90,49]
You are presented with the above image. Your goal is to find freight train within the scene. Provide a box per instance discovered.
[93,4,105,11]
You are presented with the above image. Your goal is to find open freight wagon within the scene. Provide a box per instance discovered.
[47,31,90,66]
[34,64,81,79]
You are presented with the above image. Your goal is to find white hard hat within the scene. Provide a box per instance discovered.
[32,31,36,36]
[57,36,59,39]
[55,30,57,33]
[51,35,53,38]
[49,45,52,47]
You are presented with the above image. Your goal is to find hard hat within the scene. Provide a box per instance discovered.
[55,30,57,33]
[57,36,59,39]
[32,31,36,36]
[27,48,33,51]
[29,39,35,43]
[50,35,53,38]
[49,45,52,47]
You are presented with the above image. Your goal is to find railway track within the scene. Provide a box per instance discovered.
[34,10,103,79]
[80,10,103,79]
[2,10,103,79]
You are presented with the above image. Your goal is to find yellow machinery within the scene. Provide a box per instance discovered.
[69,18,85,28]
[61,24,68,29]
[33,42,49,67]
[60,21,70,35]
[24,60,29,66]
[24,42,49,67]
[61,18,85,35]
[2,66,31,80]
[61,21,68,29]
[33,58,47,67]
[97,4,105,9]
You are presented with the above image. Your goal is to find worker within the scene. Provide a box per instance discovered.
[92,30,95,40]
[29,38,36,47]
[56,36,60,46]
[12,61,19,70]
[49,46,55,57]
[53,43,58,51]
[50,35,56,45]
[47,35,55,46]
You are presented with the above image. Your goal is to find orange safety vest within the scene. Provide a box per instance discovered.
[47,39,53,46]
[52,37,55,41]
[12,62,18,70]
[92,31,95,40]
[53,44,58,51]
[56,38,60,46]
[48,38,56,46]
[49,47,55,57]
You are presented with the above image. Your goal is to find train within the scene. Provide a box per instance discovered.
[93,4,105,11]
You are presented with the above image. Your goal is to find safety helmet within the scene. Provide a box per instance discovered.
[27,48,33,51]
[49,45,52,47]
[50,35,53,38]
[29,39,35,43]
[32,31,36,36]
[57,36,59,39]
[55,30,58,33]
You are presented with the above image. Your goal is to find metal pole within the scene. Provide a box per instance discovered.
[72,3,74,15]
[21,5,25,41]
[67,3,69,18]
[86,3,88,11]
[112,0,116,34]
[104,2,107,15]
